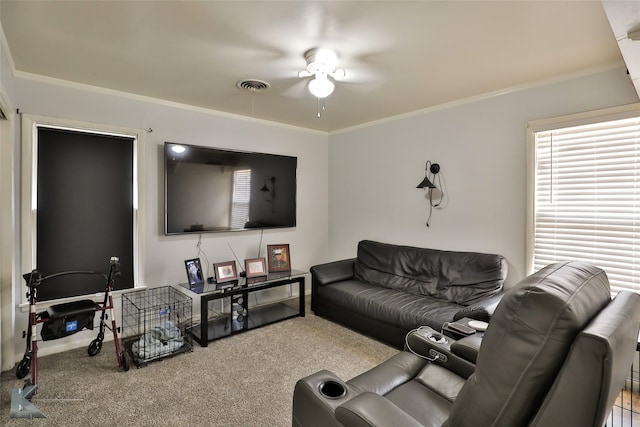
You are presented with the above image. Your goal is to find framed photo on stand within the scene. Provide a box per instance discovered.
[214,261,238,284]
[267,244,291,273]
[245,258,267,278]
[184,258,204,289]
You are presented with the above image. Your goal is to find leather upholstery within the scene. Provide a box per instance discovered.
[530,291,640,426]
[404,331,476,379]
[318,280,462,331]
[449,335,483,364]
[293,261,640,427]
[336,393,426,427]
[311,240,507,348]
[354,240,506,304]
[445,261,611,427]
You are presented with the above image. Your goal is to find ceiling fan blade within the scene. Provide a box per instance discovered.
[331,69,386,94]
[340,68,383,84]
[281,79,309,98]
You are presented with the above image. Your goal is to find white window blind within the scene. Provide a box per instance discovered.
[231,169,251,229]
[532,115,640,294]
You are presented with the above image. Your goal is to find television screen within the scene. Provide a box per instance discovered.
[165,142,297,235]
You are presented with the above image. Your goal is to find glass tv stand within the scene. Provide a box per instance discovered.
[179,270,306,347]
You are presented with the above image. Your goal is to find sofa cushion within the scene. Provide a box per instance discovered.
[318,280,461,331]
[353,240,506,305]
[344,359,462,427]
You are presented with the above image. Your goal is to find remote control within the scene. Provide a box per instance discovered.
[447,322,476,335]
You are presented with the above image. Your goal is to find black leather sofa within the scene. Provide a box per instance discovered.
[293,261,640,427]
[311,240,508,348]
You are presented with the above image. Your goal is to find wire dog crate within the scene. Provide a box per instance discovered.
[121,286,193,368]
[607,347,640,427]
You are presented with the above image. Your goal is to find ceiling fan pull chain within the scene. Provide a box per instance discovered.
[251,87,255,116]
[316,97,327,118]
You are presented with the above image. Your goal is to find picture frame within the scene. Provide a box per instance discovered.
[267,244,291,272]
[214,261,238,283]
[184,258,204,287]
[245,258,267,278]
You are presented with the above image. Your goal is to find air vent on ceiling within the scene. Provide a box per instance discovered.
[236,79,271,92]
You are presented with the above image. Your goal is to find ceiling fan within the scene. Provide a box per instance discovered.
[297,48,346,99]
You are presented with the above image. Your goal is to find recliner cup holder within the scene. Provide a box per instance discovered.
[319,380,347,399]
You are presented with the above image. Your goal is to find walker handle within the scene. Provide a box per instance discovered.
[108,256,121,284]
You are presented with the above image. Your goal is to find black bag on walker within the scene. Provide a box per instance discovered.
[40,300,99,341]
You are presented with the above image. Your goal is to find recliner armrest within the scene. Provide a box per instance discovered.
[450,334,483,364]
[310,258,356,286]
[336,392,424,427]
[453,291,505,322]
[293,370,360,427]
[405,329,476,379]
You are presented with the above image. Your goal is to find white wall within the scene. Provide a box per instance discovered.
[3,73,328,364]
[0,27,17,371]
[327,67,639,287]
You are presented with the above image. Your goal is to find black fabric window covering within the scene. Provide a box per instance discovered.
[36,127,134,300]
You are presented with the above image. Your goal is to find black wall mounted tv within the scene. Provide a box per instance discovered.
[164,142,297,235]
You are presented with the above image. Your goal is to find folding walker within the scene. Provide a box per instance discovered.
[16,256,129,390]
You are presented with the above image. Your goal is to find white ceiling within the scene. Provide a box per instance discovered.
[0,1,636,132]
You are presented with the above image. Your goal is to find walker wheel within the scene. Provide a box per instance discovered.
[16,356,31,379]
[121,352,130,372]
[88,339,102,356]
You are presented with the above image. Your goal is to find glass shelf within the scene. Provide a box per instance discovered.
[178,270,306,346]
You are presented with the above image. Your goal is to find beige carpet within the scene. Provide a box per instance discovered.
[0,308,397,426]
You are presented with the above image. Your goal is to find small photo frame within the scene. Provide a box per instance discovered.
[184,258,204,287]
[267,244,291,272]
[214,261,238,283]
[245,258,267,278]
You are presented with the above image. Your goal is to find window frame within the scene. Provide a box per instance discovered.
[20,114,145,304]
[230,168,251,229]
[526,103,640,292]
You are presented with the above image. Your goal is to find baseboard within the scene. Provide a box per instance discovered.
[13,327,116,362]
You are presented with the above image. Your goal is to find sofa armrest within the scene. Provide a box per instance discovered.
[335,392,424,427]
[453,291,505,322]
[310,258,356,286]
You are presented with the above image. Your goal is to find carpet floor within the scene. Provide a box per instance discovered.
[0,308,397,426]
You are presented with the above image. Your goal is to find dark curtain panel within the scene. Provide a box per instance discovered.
[36,127,134,300]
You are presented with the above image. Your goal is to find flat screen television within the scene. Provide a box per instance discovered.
[164,142,297,235]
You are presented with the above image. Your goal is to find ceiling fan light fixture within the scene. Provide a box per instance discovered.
[332,69,346,81]
[308,75,335,98]
[300,48,344,100]
[305,48,338,73]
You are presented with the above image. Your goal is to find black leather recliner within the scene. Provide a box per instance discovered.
[292,261,640,427]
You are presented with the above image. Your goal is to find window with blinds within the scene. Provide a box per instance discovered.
[231,169,251,229]
[530,113,640,294]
